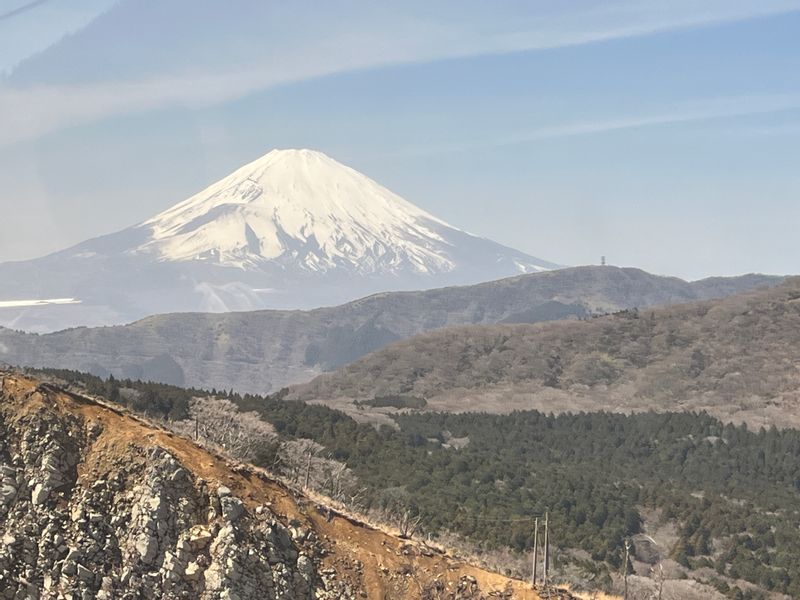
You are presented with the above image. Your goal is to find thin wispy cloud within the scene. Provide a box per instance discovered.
[0,0,50,21]
[3,0,799,145]
[0,0,118,74]
[378,94,800,158]
[733,122,800,137]
[508,94,800,143]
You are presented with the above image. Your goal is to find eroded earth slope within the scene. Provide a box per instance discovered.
[0,371,546,599]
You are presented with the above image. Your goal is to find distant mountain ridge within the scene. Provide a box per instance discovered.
[0,149,556,332]
[0,266,782,394]
[285,276,800,429]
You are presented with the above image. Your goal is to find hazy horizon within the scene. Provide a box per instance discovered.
[1,0,799,280]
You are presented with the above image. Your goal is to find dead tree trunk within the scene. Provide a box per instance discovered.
[543,511,550,587]
[304,447,313,489]
[532,517,539,587]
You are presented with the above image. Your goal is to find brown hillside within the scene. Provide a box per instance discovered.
[287,278,800,429]
[0,371,564,599]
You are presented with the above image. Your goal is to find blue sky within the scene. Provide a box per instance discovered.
[0,0,798,279]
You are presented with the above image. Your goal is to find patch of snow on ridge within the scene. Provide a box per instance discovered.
[0,298,81,308]
[513,259,546,273]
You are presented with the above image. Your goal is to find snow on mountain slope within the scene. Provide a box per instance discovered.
[132,149,541,276]
[0,149,558,331]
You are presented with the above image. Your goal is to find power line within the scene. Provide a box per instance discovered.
[455,511,544,523]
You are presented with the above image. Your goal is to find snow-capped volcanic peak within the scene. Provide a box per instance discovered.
[0,147,558,331]
[136,149,457,274]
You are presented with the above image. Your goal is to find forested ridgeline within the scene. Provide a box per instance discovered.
[36,369,800,598]
[285,277,800,429]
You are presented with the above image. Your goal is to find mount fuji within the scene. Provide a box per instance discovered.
[0,149,558,332]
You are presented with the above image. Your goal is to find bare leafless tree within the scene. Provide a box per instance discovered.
[172,397,278,463]
[398,508,423,539]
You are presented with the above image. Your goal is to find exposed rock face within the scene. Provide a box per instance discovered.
[0,372,542,599]
[0,392,328,599]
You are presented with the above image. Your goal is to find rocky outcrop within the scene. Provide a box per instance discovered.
[0,388,332,599]
[0,372,542,599]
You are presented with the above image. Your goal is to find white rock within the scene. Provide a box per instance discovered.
[31,483,48,505]
[188,527,213,551]
[135,533,158,564]
[184,561,203,581]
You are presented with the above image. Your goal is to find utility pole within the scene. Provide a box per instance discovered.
[304,447,313,489]
[656,563,664,600]
[531,517,539,587]
[623,538,631,600]
[543,511,550,587]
